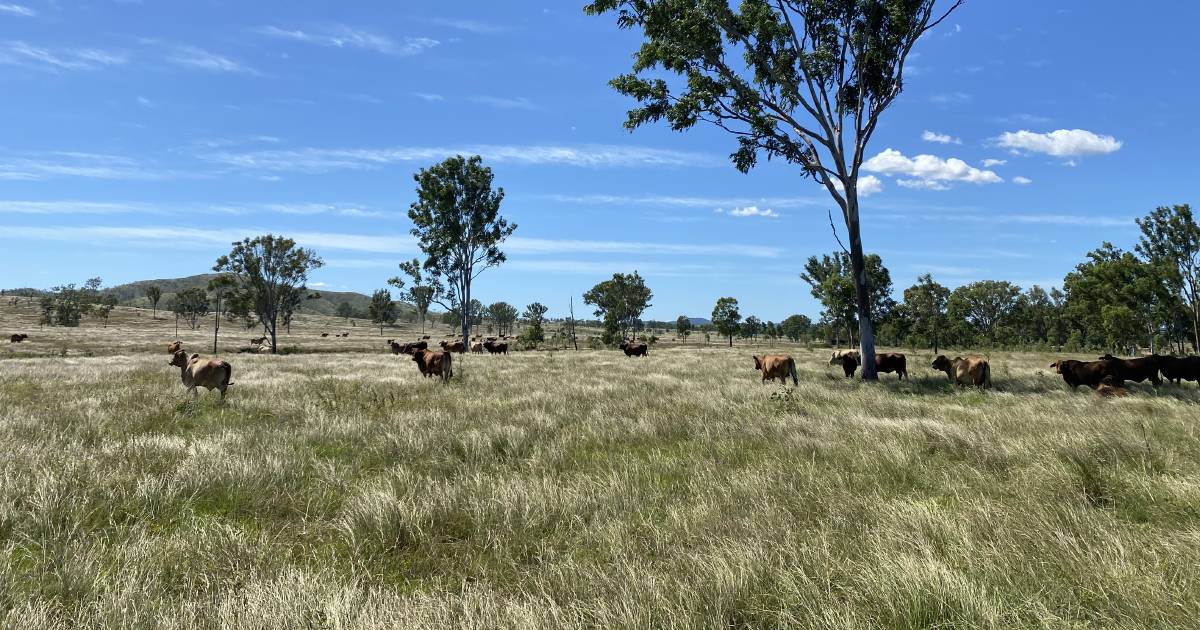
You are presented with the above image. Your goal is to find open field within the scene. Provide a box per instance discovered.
[3,302,1200,628]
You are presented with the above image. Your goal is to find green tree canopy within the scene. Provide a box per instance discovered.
[711,297,741,347]
[213,234,324,353]
[583,271,653,344]
[368,289,396,335]
[902,273,950,353]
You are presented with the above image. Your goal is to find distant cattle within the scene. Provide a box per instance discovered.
[320,333,329,338]
[753,355,797,385]
[1051,359,1119,390]
[471,342,484,353]
[411,349,453,382]
[250,336,267,345]
[839,353,907,380]
[440,340,466,354]
[1158,355,1200,386]
[421,335,431,340]
[167,340,183,354]
[619,340,648,357]
[828,350,860,366]
[339,332,350,338]
[389,339,427,355]
[169,350,232,398]
[1097,354,1162,386]
[9,333,28,343]
[483,340,508,355]
[932,355,991,387]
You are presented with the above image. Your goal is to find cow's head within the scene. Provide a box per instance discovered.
[931,355,951,372]
[1049,360,1065,373]
[169,350,189,368]
[752,356,762,370]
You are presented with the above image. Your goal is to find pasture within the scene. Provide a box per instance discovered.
[2,302,1200,628]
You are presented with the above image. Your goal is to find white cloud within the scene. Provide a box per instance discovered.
[1012,176,1033,185]
[136,95,154,108]
[0,41,129,71]
[863,149,1003,189]
[257,25,438,56]
[981,159,1007,167]
[414,92,444,102]
[470,95,537,110]
[0,199,392,218]
[429,18,505,34]
[538,193,822,209]
[996,129,1122,157]
[921,130,961,145]
[720,206,779,218]
[831,175,883,197]
[0,152,177,181]
[0,4,35,17]
[929,92,971,105]
[166,45,256,74]
[200,144,723,172]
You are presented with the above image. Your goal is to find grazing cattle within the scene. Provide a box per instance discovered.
[389,339,427,355]
[9,333,28,343]
[753,355,798,385]
[1051,359,1119,390]
[1095,376,1128,398]
[167,340,183,354]
[1097,354,1162,386]
[411,349,453,382]
[839,353,908,380]
[483,340,509,355]
[421,335,431,340]
[320,333,329,338]
[440,340,466,354]
[168,351,232,398]
[387,339,400,354]
[250,336,267,345]
[339,332,350,338]
[931,355,992,387]
[828,350,860,366]
[619,340,648,357]
[471,342,484,353]
[1158,355,1200,386]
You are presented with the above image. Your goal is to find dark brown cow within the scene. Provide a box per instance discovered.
[169,351,232,398]
[483,340,509,355]
[411,349,453,382]
[839,353,907,380]
[421,335,431,340]
[9,333,28,343]
[1097,354,1162,386]
[619,340,648,357]
[320,333,329,338]
[387,339,402,354]
[1051,359,1120,390]
[1158,355,1200,386]
[753,355,797,385]
[1095,376,1128,398]
[440,340,466,354]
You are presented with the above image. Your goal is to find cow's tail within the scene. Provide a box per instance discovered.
[788,358,798,386]
[982,362,992,388]
[441,352,453,382]
[220,361,233,389]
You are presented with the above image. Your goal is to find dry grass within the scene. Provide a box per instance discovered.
[2,300,1199,628]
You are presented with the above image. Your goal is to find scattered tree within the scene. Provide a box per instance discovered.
[711,297,741,347]
[586,0,963,379]
[369,289,397,335]
[213,234,324,353]
[902,274,950,354]
[388,258,437,334]
[780,314,812,342]
[583,271,653,344]
[489,301,519,336]
[675,315,693,341]
[1137,204,1200,351]
[145,285,162,319]
[336,301,354,323]
[171,287,210,330]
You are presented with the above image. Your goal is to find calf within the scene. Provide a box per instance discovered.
[387,339,401,354]
[931,355,991,387]
[9,333,28,343]
[1097,354,1162,386]
[1051,359,1119,390]
[839,353,907,380]
[619,340,648,357]
[753,355,798,385]
[169,350,232,398]
[483,340,509,355]
[1158,355,1200,386]
[411,349,453,382]
[1095,376,1128,398]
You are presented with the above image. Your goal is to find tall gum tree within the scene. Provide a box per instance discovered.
[586,0,963,379]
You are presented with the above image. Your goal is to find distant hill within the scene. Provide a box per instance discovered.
[687,317,712,326]
[104,274,398,318]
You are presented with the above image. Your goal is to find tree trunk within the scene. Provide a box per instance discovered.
[846,197,879,380]
[461,281,471,347]
[728,334,732,347]
[212,296,220,354]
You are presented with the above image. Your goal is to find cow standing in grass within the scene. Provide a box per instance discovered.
[753,355,797,385]
[1158,355,1200,386]
[412,349,453,382]
[169,351,232,398]
[839,353,907,380]
[932,355,992,388]
[620,340,648,357]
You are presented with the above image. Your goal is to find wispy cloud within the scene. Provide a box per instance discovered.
[165,44,257,74]
[535,193,822,209]
[1012,176,1033,185]
[414,92,444,102]
[257,25,439,56]
[0,152,177,181]
[929,92,971,105]
[0,41,129,72]
[199,144,723,172]
[429,17,506,34]
[0,199,392,218]
[0,3,35,17]
[921,130,961,145]
[470,95,537,110]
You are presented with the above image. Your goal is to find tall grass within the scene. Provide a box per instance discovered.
[2,302,1199,627]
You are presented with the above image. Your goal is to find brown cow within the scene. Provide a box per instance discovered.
[828,350,860,366]
[167,340,183,354]
[9,333,28,343]
[440,340,466,354]
[839,353,907,380]
[483,340,508,355]
[753,355,798,385]
[1051,359,1119,390]
[387,340,402,354]
[931,355,992,387]
[411,349,453,382]
[169,351,232,398]
[471,342,484,353]
[619,340,648,357]
[250,336,267,345]
[1158,355,1200,386]
[1095,376,1128,398]
[1097,354,1162,386]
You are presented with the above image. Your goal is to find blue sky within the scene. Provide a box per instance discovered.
[0,1,1193,321]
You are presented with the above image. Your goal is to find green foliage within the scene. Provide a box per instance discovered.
[213,234,324,353]
[336,301,353,322]
[1063,243,1177,352]
[779,314,812,342]
[523,302,549,328]
[368,289,397,334]
[740,315,762,339]
[584,271,653,344]
[170,287,210,330]
[1137,204,1200,348]
[408,155,516,342]
[711,297,741,347]
[144,285,162,317]
[946,280,1022,346]
[902,274,950,352]
[489,301,519,336]
[801,252,894,345]
[675,315,693,341]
